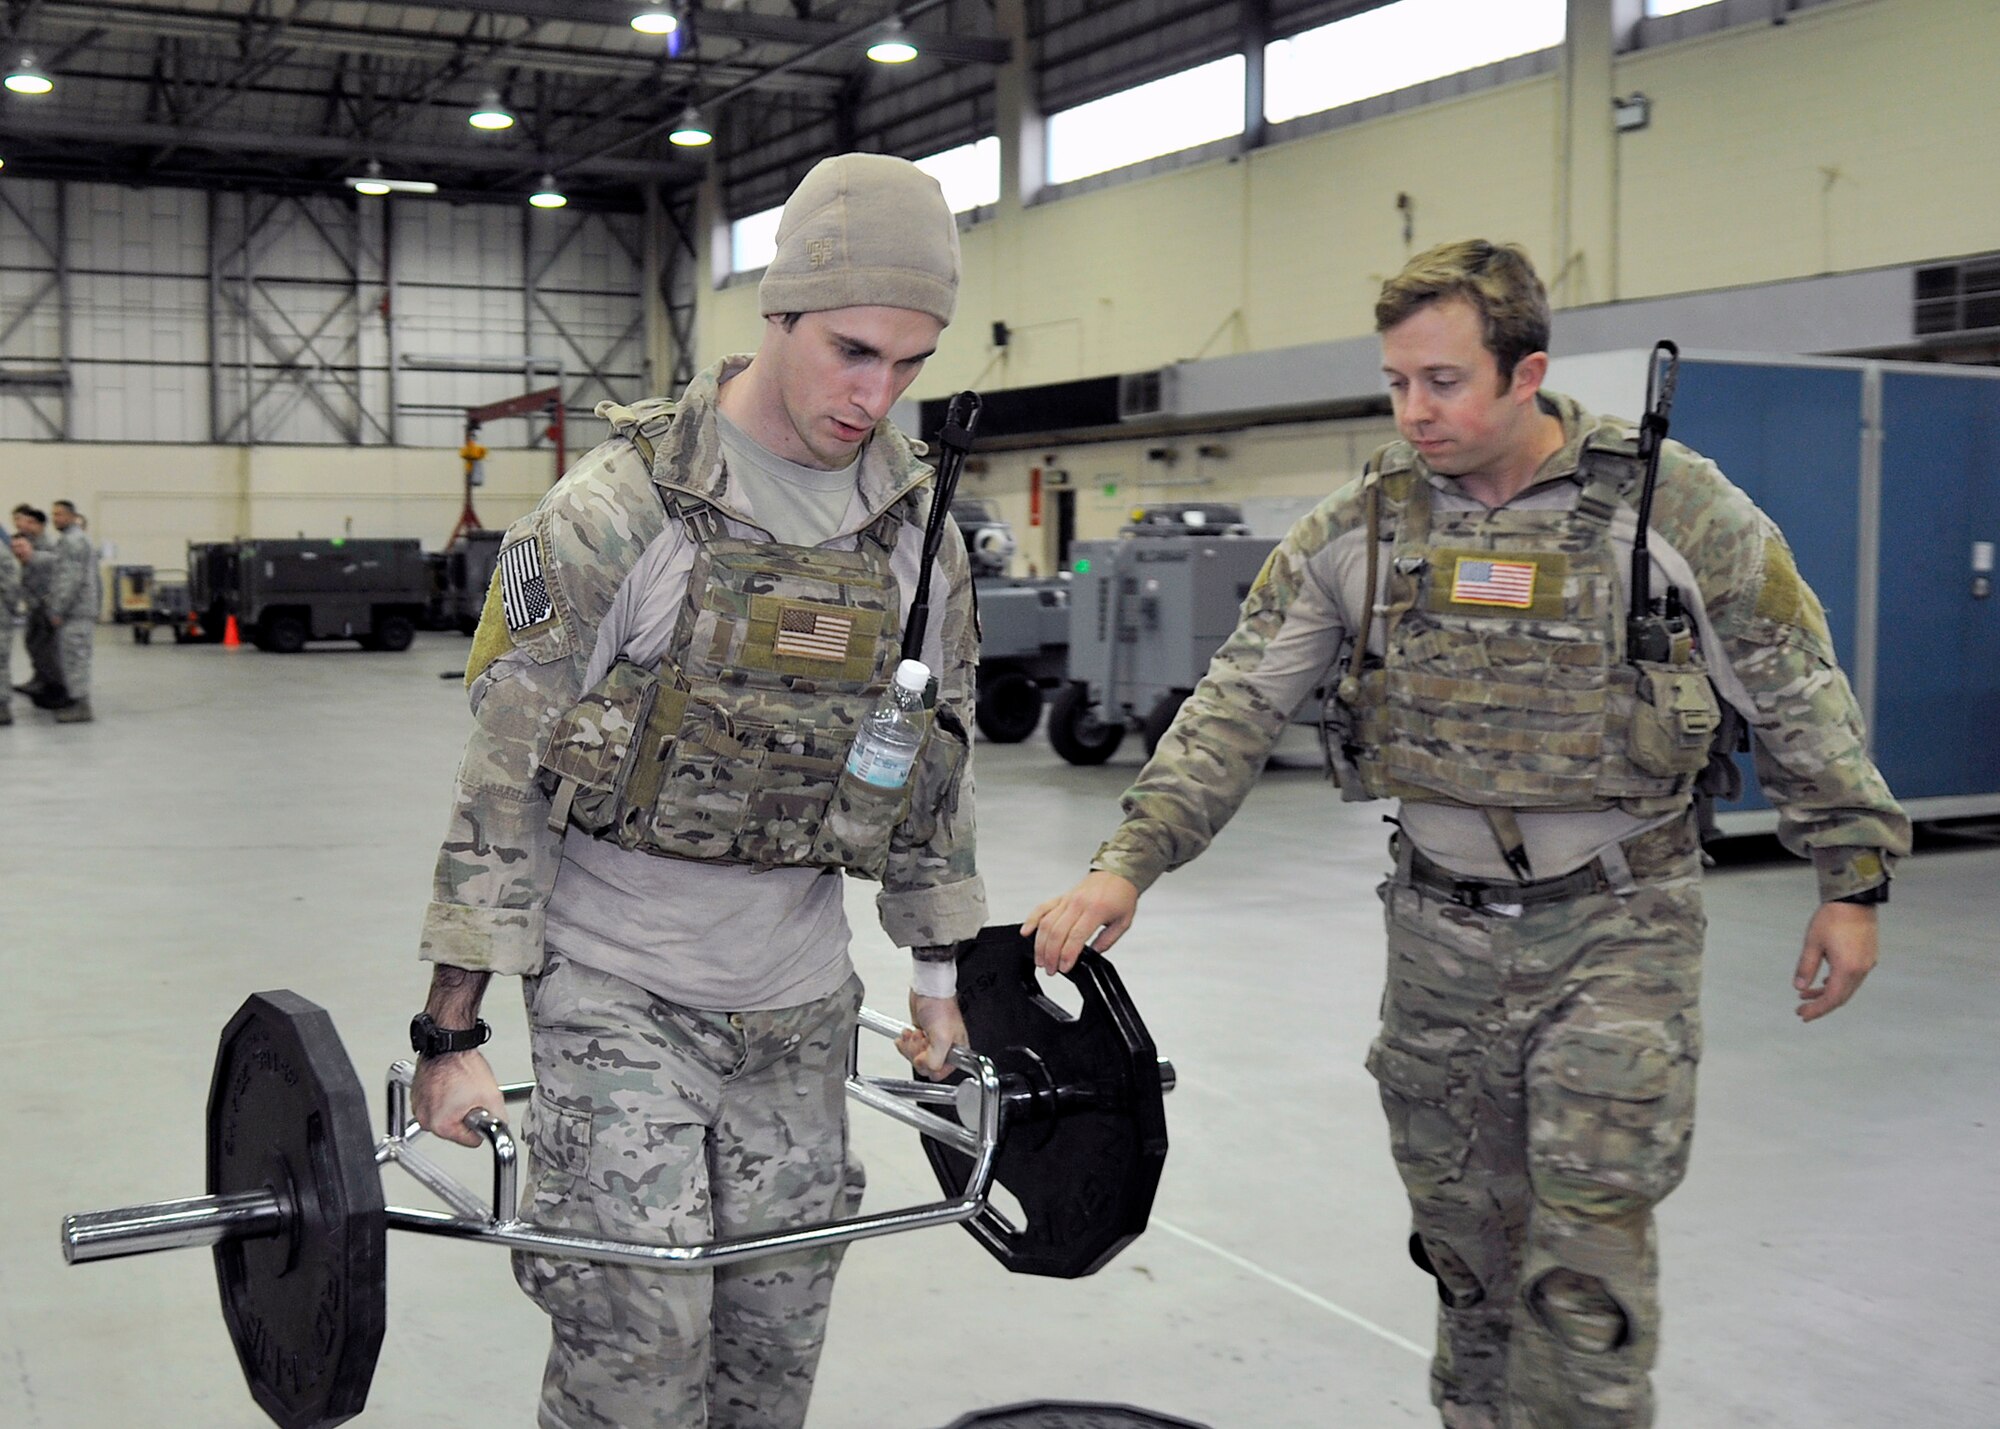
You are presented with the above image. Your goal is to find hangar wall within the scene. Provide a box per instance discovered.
[708,0,1995,388]
[0,445,556,577]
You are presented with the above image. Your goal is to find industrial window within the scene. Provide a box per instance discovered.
[1264,0,1566,126]
[729,205,784,276]
[915,136,1001,214]
[1644,0,1717,14]
[1044,55,1246,186]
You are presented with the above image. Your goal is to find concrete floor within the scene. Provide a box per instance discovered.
[5,628,1997,1428]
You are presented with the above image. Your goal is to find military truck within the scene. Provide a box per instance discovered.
[184,537,431,652]
[952,500,1070,743]
[1047,503,1299,765]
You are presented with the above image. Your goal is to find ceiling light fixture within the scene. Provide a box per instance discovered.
[469,90,515,130]
[866,22,918,65]
[529,174,568,209]
[630,8,679,36]
[345,161,436,197]
[668,106,713,147]
[4,55,54,96]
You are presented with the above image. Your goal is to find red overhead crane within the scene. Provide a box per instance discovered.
[451,387,566,547]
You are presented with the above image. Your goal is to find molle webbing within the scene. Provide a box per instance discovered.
[1340,446,1710,815]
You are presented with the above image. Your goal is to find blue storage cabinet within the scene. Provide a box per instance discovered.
[1548,352,2000,831]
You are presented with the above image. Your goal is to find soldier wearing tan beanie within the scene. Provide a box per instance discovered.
[720,152,960,468]
[411,151,983,1429]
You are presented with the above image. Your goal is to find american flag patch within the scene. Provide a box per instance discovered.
[1450,557,1537,608]
[773,605,854,662]
[499,537,554,632]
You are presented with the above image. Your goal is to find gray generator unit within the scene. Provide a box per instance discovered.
[954,500,1071,743]
[233,537,431,653]
[1048,504,1275,765]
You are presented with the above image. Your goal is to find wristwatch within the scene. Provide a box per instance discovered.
[409,1012,492,1058]
[1834,882,1889,906]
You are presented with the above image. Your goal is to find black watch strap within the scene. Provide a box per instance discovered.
[1834,882,1888,906]
[410,1012,492,1057]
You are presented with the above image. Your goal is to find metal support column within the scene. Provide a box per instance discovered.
[241,196,257,446]
[1242,0,1270,155]
[207,188,223,444]
[55,179,73,439]
[383,200,398,446]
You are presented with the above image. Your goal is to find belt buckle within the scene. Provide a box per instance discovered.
[1449,879,1488,910]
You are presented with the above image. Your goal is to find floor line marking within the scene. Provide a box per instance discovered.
[1153,1218,1431,1359]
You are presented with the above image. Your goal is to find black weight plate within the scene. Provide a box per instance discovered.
[922,926,1169,1278]
[207,991,386,1429]
[942,1402,1212,1428]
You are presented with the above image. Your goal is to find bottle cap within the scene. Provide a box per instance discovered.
[893,658,931,693]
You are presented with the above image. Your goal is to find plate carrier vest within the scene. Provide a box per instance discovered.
[1334,437,1720,818]
[537,487,958,880]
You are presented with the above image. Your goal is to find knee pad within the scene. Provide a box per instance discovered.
[1525,1267,1630,1354]
[1408,1232,1486,1310]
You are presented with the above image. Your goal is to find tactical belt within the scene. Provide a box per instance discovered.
[1401,815,1697,911]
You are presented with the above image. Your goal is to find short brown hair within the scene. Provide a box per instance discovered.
[1375,240,1550,385]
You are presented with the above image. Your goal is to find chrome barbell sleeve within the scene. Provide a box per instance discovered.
[62,1189,287,1265]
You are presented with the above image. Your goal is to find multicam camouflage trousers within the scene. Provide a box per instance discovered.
[515,953,866,1429]
[1370,817,1704,1429]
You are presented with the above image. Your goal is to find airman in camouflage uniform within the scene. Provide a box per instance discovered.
[48,501,97,722]
[11,531,67,711]
[0,528,18,725]
[409,154,983,1429]
[1028,241,1907,1428]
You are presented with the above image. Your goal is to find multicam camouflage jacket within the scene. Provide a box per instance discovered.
[1092,392,1910,904]
[419,356,986,976]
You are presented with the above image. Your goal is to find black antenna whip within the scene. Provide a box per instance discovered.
[1627,341,1683,663]
[901,390,983,663]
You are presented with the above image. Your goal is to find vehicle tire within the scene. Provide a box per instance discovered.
[262,614,307,654]
[372,615,416,652]
[456,615,479,637]
[1047,682,1126,765]
[975,668,1045,744]
[1142,688,1192,756]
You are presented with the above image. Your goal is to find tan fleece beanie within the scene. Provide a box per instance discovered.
[758,153,959,326]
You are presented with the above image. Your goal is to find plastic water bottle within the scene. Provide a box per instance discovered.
[845,659,931,789]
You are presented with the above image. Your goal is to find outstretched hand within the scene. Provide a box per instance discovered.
[1020,870,1140,975]
[1793,901,1879,1022]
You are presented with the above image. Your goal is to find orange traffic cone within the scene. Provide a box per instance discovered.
[223,614,243,648]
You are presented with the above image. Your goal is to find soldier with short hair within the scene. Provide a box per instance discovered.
[47,499,97,723]
[1026,239,1908,1429]
[407,154,983,1429]
[12,503,54,551]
